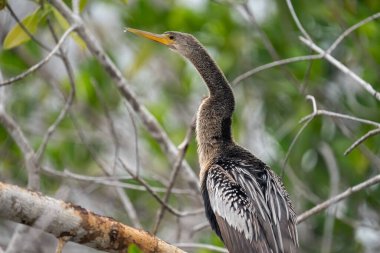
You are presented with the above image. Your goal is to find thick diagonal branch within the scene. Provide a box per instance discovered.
[0,182,185,253]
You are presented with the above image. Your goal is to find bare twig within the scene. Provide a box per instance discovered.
[90,78,121,174]
[319,143,340,253]
[285,0,313,41]
[190,222,210,237]
[326,12,380,54]
[281,95,316,177]
[123,101,140,177]
[301,108,380,127]
[299,36,380,101]
[297,174,380,224]
[0,110,39,190]
[87,80,142,227]
[344,128,380,156]
[232,54,322,86]
[233,11,380,87]
[300,96,380,128]
[48,0,200,190]
[239,3,300,87]
[281,117,313,178]
[152,124,194,234]
[35,22,76,162]
[41,166,194,195]
[115,187,142,228]
[299,95,380,157]
[119,159,203,217]
[0,26,77,87]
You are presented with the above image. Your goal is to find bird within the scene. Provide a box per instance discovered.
[127,28,298,253]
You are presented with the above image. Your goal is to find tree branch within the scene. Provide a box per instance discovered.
[344,128,380,156]
[297,174,380,224]
[0,182,186,253]
[299,36,380,101]
[326,12,380,54]
[152,124,194,233]
[0,108,39,190]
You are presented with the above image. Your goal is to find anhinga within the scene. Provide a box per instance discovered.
[127,28,298,253]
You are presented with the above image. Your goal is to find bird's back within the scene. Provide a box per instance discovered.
[201,144,298,253]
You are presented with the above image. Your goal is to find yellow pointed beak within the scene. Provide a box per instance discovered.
[125,28,173,46]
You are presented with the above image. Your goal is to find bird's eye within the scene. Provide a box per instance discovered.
[169,35,175,40]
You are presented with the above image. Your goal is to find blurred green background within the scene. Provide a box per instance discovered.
[0,0,380,252]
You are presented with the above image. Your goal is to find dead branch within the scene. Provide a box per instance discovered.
[297,174,380,224]
[232,54,321,86]
[152,124,194,233]
[344,128,380,156]
[299,36,380,101]
[0,108,39,191]
[0,182,186,253]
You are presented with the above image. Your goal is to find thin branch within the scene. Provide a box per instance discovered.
[0,182,186,253]
[299,36,380,101]
[319,143,340,253]
[0,109,39,190]
[326,12,380,54]
[41,166,194,195]
[190,222,210,237]
[48,0,200,190]
[297,174,380,224]
[90,78,121,174]
[286,164,321,204]
[152,124,194,234]
[123,101,140,177]
[300,97,380,128]
[232,11,380,86]
[0,26,77,87]
[119,159,203,217]
[231,54,322,86]
[281,115,314,178]
[35,22,76,162]
[87,80,142,227]
[285,0,313,41]
[115,187,142,228]
[233,11,380,86]
[344,128,380,156]
[239,3,301,88]
[281,95,316,177]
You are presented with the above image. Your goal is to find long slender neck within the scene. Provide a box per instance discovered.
[187,44,234,100]
[185,43,235,169]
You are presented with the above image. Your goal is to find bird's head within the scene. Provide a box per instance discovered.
[126,28,200,58]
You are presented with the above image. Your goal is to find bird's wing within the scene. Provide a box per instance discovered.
[229,164,298,253]
[206,164,277,253]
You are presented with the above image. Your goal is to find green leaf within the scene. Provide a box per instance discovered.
[3,7,46,49]
[51,6,86,49]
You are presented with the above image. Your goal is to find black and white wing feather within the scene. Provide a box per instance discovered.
[205,163,298,253]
